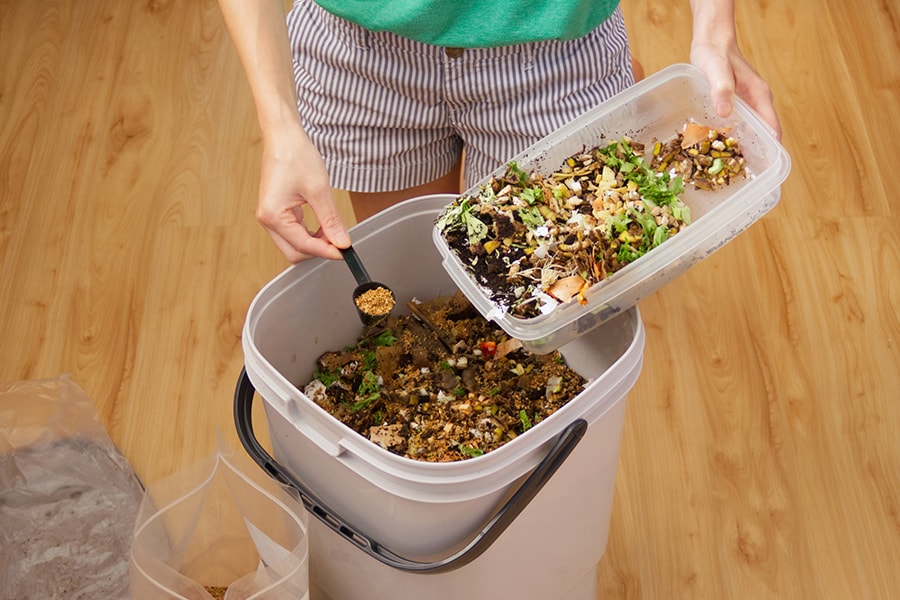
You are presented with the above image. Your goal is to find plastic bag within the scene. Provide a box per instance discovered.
[129,435,309,600]
[0,375,144,599]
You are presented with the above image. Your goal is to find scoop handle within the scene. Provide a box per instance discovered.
[340,246,371,285]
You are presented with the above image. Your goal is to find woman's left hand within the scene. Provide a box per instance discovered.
[688,0,782,141]
[691,41,782,141]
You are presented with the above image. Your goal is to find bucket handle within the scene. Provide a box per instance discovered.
[234,368,587,574]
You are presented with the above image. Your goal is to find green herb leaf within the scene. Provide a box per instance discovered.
[351,392,379,412]
[357,370,380,396]
[313,367,340,387]
[520,187,543,205]
[672,204,691,225]
[436,198,489,245]
[610,212,631,235]
[518,205,545,229]
[652,224,668,247]
[373,330,397,347]
[464,212,489,245]
[617,243,643,263]
[631,206,658,240]
[459,445,484,458]
[519,409,533,431]
[507,161,530,186]
[360,350,377,371]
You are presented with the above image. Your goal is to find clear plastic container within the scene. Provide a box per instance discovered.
[433,63,791,353]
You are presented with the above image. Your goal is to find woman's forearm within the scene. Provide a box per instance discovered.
[687,0,781,137]
[217,0,303,139]
[689,0,738,48]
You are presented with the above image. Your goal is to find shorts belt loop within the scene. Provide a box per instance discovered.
[348,22,369,50]
[521,43,535,71]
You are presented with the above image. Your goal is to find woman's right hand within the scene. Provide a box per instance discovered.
[217,0,350,262]
[257,124,351,262]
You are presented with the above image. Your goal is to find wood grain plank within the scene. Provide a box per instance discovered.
[1,0,897,597]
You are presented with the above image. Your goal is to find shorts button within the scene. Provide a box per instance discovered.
[444,47,464,59]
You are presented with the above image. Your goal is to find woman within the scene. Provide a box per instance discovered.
[217,0,780,263]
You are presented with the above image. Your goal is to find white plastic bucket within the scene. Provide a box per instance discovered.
[236,195,644,599]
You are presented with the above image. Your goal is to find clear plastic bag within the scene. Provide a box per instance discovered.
[129,436,309,600]
[0,375,143,600]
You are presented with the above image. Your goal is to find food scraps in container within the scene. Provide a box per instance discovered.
[650,122,747,190]
[435,123,747,319]
[436,136,688,319]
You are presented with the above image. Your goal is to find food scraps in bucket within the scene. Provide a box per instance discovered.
[355,286,395,316]
[435,123,747,319]
[301,291,586,462]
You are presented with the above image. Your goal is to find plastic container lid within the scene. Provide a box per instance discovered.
[433,63,791,353]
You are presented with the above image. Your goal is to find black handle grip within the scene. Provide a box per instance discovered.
[340,246,371,286]
[233,367,586,574]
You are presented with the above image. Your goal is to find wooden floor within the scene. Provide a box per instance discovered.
[1,0,897,598]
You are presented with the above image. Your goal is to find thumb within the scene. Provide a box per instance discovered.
[708,65,735,119]
[693,51,736,119]
[314,203,352,249]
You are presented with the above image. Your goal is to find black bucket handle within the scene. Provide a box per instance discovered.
[234,367,586,574]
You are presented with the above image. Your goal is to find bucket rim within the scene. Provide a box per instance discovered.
[239,195,645,492]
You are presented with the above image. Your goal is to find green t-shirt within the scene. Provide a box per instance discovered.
[314,0,621,48]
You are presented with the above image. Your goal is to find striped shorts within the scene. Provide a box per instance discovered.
[286,0,634,192]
